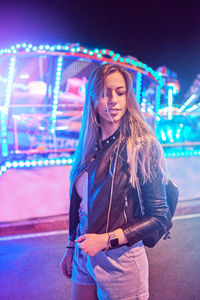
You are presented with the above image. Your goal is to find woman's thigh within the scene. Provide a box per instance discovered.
[88,244,149,300]
[71,283,98,300]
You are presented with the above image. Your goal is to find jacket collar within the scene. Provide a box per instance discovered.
[100,127,120,148]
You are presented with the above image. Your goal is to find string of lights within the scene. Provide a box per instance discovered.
[0,157,73,177]
[50,56,63,134]
[0,43,162,84]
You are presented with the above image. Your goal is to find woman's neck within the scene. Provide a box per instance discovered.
[100,123,120,140]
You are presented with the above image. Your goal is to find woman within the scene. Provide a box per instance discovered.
[60,63,168,300]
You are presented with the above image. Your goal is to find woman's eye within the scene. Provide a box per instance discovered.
[117,91,125,96]
[105,90,126,97]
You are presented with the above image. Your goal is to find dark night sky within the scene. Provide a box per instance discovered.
[1,0,200,103]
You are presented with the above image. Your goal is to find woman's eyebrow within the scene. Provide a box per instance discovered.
[106,86,126,90]
[116,86,126,90]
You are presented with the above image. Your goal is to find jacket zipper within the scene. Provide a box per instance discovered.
[105,142,121,233]
[124,196,128,224]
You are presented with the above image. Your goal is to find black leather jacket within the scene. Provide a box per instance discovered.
[69,130,168,246]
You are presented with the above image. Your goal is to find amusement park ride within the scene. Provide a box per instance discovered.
[0,43,200,177]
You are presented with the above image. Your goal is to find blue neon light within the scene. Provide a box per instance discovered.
[0,157,74,177]
[50,56,63,134]
[83,48,88,54]
[168,88,173,120]
[5,57,15,114]
[156,85,161,113]
[1,56,16,157]
[178,94,196,113]
[136,73,142,103]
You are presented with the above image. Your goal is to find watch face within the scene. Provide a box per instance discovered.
[111,238,119,248]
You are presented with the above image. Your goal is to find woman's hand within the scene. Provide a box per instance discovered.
[60,247,74,279]
[75,233,108,256]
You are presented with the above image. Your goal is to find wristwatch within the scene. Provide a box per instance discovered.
[108,232,119,249]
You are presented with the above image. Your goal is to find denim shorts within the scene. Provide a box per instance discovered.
[72,239,149,300]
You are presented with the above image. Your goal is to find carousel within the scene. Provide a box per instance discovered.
[0,42,162,176]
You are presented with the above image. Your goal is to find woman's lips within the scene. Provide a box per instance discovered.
[105,108,121,112]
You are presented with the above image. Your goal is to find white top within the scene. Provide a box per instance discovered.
[75,170,88,234]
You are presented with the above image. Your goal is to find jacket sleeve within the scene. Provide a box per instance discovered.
[121,171,168,246]
[68,185,81,241]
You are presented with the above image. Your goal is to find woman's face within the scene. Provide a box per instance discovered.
[97,71,127,129]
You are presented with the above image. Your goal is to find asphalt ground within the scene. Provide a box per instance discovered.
[0,214,200,300]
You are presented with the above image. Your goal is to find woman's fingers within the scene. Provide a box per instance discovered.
[66,261,73,278]
[62,261,72,278]
[75,234,86,243]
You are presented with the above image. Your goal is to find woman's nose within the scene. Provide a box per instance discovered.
[108,92,117,104]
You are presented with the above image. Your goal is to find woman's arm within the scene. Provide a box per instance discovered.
[75,228,127,256]
[60,240,75,278]
[121,172,168,246]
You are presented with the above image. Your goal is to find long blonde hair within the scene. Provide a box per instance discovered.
[70,63,167,193]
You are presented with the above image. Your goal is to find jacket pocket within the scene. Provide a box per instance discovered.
[124,196,128,224]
